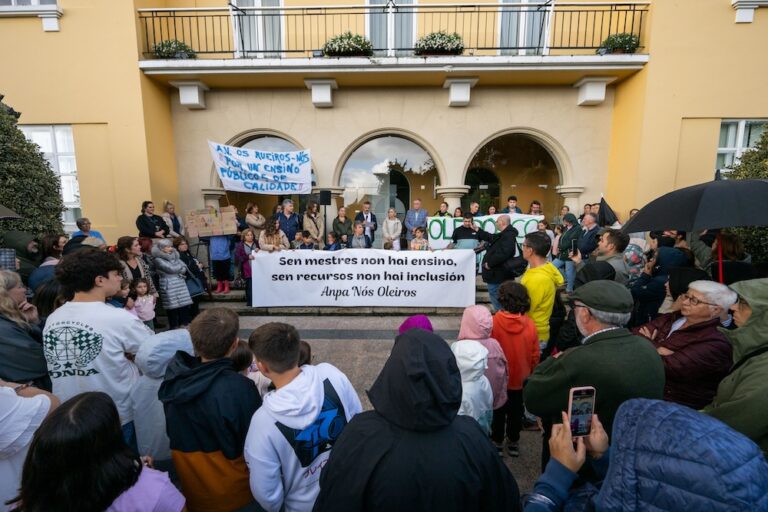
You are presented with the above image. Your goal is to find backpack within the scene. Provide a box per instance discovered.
[503,241,528,277]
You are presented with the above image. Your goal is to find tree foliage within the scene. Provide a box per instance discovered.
[728,128,768,263]
[0,98,65,242]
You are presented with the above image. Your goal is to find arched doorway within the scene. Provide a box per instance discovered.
[226,134,316,218]
[465,133,561,219]
[339,135,439,248]
[463,167,500,214]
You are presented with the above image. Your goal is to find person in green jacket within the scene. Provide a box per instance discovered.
[2,231,40,286]
[332,207,354,248]
[552,213,581,292]
[703,278,768,455]
[524,280,665,438]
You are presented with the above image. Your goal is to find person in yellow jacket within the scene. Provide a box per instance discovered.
[520,231,565,349]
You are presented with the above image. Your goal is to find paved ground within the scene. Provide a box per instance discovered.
[238,314,543,494]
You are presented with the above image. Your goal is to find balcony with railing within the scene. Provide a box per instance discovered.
[137,2,648,60]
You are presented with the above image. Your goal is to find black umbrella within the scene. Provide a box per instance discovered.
[0,204,21,220]
[621,179,768,233]
[597,197,618,227]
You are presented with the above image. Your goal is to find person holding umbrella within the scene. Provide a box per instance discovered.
[620,177,768,284]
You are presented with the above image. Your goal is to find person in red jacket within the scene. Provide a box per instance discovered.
[633,280,736,409]
[491,281,540,458]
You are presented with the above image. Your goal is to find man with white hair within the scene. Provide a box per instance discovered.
[633,280,736,409]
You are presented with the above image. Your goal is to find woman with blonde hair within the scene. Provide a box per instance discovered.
[161,200,184,238]
[0,270,51,391]
[382,208,403,251]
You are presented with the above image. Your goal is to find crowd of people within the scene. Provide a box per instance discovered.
[1,193,768,511]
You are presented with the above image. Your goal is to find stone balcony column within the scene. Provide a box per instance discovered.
[555,185,586,211]
[201,187,226,209]
[435,185,471,213]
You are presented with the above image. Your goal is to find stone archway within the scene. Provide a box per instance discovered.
[336,132,441,248]
[463,129,583,218]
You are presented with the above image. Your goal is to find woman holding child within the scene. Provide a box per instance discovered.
[117,236,159,301]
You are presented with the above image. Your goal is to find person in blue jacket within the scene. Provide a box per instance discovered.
[524,399,768,511]
[208,234,234,294]
[324,232,341,251]
[277,199,300,243]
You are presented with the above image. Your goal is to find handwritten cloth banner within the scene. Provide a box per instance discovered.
[208,141,312,194]
[250,249,476,307]
[427,213,544,250]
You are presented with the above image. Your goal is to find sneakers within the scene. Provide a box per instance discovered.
[523,417,540,431]
[505,440,520,458]
[493,440,504,455]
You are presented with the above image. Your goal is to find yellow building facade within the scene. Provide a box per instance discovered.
[1,0,766,243]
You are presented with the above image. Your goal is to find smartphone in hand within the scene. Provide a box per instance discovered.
[571,240,578,255]
[567,386,596,438]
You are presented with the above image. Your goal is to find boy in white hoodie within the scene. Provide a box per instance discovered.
[245,322,362,512]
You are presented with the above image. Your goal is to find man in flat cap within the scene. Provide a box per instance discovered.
[524,281,665,452]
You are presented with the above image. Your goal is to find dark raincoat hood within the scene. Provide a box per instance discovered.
[3,231,38,260]
[314,330,521,512]
[367,328,461,432]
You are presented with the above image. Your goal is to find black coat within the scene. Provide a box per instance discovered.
[314,329,520,512]
[477,225,520,284]
[136,214,170,238]
[354,211,378,242]
[0,315,52,391]
[577,225,600,259]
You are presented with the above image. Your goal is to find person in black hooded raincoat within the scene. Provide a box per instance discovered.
[313,328,520,512]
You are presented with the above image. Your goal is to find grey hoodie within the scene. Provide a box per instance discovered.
[132,329,193,460]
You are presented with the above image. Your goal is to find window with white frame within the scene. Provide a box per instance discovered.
[18,125,81,230]
[716,119,767,172]
[0,0,56,5]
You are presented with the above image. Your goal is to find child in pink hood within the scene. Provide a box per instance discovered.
[457,305,509,412]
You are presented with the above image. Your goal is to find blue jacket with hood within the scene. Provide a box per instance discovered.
[525,399,768,511]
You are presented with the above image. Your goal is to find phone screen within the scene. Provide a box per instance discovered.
[0,248,16,271]
[569,388,595,437]
[571,240,577,254]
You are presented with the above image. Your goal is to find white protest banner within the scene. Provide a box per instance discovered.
[427,213,544,249]
[251,249,476,307]
[208,140,312,194]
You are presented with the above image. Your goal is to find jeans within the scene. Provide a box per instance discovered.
[552,258,576,292]
[122,421,139,454]
[245,277,253,307]
[487,282,502,312]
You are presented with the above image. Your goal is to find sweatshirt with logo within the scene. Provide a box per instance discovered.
[244,363,361,512]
